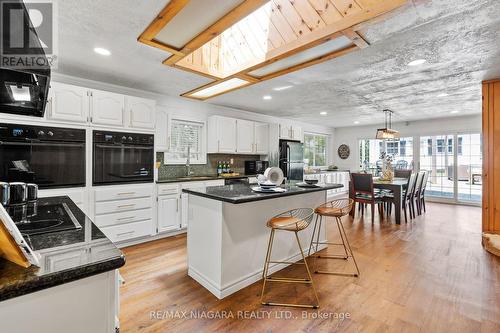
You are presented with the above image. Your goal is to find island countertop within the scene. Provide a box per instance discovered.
[0,196,125,302]
[182,183,344,204]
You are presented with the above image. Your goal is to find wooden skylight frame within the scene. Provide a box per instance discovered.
[139,0,408,100]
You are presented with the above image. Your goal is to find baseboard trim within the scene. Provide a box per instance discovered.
[115,229,186,248]
[188,244,327,300]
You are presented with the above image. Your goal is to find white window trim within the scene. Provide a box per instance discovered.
[304,132,330,168]
[164,118,207,165]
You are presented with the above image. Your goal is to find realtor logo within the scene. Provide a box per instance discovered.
[0,0,58,69]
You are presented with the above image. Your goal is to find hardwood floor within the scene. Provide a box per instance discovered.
[119,203,500,333]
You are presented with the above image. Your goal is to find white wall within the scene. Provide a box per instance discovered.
[332,115,482,171]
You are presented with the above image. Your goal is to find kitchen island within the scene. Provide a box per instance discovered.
[183,183,343,299]
[0,196,125,333]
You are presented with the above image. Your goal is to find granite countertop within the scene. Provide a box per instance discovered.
[157,174,257,184]
[304,170,350,175]
[182,183,344,204]
[0,196,125,302]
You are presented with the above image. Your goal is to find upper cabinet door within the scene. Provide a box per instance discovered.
[279,124,292,140]
[292,126,303,142]
[236,119,255,154]
[47,82,89,123]
[91,90,125,127]
[128,96,156,129]
[216,116,237,153]
[155,109,169,152]
[255,122,269,155]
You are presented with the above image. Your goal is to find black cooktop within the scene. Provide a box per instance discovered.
[6,199,82,236]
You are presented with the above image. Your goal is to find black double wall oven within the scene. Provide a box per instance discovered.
[0,123,86,189]
[92,130,154,186]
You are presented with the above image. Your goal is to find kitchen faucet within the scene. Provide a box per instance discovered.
[186,146,194,177]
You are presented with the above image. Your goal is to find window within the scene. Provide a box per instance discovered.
[304,133,328,167]
[359,137,414,173]
[164,119,206,165]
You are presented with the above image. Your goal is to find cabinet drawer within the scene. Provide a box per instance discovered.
[95,197,152,215]
[157,184,180,196]
[100,219,152,243]
[94,186,152,202]
[181,181,206,190]
[94,208,153,227]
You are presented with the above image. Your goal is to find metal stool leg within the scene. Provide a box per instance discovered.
[307,214,319,257]
[337,217,360,277]
[314,216,360,277]
[261,229,320,309]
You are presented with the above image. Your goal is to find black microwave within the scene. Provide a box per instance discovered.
[245,160,269,175]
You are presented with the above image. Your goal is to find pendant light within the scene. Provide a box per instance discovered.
[376,109,400,139]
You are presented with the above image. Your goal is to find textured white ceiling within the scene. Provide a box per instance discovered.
[54,0,500,127]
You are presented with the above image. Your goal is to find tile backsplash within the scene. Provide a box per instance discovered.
[156,153,261,180]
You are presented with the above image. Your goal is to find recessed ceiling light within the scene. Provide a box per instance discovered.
[450,110,459,114]
[354,121,360,124]
[273,85,293,91]
[320,112,328,116]
[94,47,111,56]
[263,95,272,100]
[407,59,426,66]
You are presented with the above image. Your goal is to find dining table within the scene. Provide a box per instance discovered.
[349,177,408,224]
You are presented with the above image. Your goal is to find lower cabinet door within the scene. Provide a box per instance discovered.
[157,195,180,233]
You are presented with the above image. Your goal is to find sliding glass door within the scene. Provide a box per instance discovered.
[419,135,455,200]
[419,133,482,204]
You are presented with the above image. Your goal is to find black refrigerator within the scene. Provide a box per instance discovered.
[279,140,304,182]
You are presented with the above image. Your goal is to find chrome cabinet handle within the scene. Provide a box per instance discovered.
[116,231,134,238]
[117,216,136,221]
[117,192,136,196]
[117,204,136,209]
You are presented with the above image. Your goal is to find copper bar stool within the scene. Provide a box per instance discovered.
[308,198,360,277]
[260,208,320,309]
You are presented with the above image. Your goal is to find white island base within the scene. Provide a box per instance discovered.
[187,191,328,299]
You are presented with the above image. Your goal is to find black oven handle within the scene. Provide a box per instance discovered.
[95,144,154,150]
[0,141,85,148]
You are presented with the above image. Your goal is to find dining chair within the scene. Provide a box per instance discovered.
[350,173,385,224]
[418,171,430,213]
[394,169,412,179]
[413,171,426,216]
[383,173,417,223]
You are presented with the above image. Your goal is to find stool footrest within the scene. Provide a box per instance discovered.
[312,254,349,260]
[262,302,319,309]
[268,260,305,265]
[314,270,359,277]
[265,277,312,283]
[311,241,345,246]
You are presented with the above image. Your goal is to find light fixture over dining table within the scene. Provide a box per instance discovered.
[376,109,400,139]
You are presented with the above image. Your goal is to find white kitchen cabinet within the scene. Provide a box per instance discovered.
[291,126,303,141]
[254,122,269,154]
[93,184,154,243]
[46,82,89,123]
[91,90,125,127]
[279,124,303,142]
[157,195,180,233]
[155,109,170,151]
[279,124,292,139]
[127,96,156,129]
[208,116,237,153]
[236,119,255,154]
